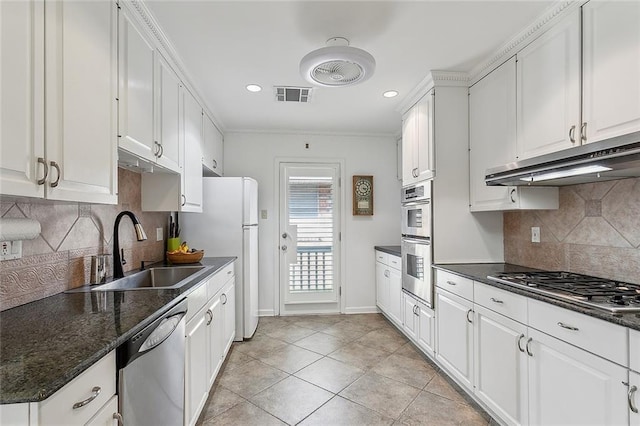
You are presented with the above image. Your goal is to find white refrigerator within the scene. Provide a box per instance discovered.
[181,177,259,340]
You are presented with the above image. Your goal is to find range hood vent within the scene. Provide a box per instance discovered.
[485,131,640,186]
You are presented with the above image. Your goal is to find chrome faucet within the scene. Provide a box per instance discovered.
[113,211,147,279]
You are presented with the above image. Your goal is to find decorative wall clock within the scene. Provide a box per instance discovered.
[353,175,373,216]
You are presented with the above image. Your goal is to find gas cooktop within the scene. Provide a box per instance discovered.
[487,271,640,313]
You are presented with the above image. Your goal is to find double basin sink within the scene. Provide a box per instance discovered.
[91,266,205,291]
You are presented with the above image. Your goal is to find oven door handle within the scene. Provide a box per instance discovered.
[402,237,431,245]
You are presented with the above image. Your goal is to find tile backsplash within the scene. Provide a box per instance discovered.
[504,178,640,283]
[0,168,168,311]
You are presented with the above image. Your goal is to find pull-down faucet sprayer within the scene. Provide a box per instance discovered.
[113,211,147,279]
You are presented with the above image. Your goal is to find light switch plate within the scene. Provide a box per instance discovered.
[156,228,163,241]
[531,227,540,243]
[261,210,268,220]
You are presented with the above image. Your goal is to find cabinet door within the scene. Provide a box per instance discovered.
[45,0,117,204]
[185,312,208,426]
[402,293,418,341]
[387,267,403,326]
[222,278,236,356]
[474,305,528,426]
[631,371,640,426]
[416,92,434,181]
[181,89,203,212]
[417,302,435,355]
[469,57,517,211]
[203,113,224,176]
[375,261,388,313]
[85,395,118,426]
[435,289,474,389]
[516,9,581,160]
[0,0,45,199]
[582,0,640,143]
[401,106,418,184]
[207,297,224,388]
[118,6,155,162]
[527,328,628,426]
[155,54,181,173]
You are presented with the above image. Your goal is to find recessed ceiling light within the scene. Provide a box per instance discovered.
[383,90,399,98]
[246,84,262,92]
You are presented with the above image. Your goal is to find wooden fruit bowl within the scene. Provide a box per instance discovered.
[167,250,204,264]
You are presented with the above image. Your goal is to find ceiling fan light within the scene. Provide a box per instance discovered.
[300,41,376,88]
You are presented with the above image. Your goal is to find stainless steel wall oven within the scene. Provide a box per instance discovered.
[401,181,433,307]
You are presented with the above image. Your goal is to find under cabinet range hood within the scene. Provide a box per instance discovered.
[485,131,640,186]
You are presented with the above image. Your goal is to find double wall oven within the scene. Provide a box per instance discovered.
[401,181,433,307]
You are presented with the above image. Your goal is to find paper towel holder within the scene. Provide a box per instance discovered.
[0,218,42,261]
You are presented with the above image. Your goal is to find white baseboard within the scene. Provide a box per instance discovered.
[258,309,275,317]
[344,306,380,314]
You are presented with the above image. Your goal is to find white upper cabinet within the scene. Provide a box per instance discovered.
[0,0,45,199]
[203,113,224,176]
[582,0,640,144]
[181,89,203,212]
[402,91,434,185]
[155,53,182,173]
[118,6,155,163]
[516,9,581,160]
[469,57,558,212]
[44,0,118,204]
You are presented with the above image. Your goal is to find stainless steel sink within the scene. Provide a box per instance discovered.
[92,266,205,291]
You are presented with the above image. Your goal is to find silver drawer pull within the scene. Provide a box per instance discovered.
[490,297,504,304]
[526,338,533,357]
[113,412,124,425]
[446,281,456,286]
[72,386,101,409]
[227,270,232,274]
[629,385,638,414]
[557,322,579,331]
[517,334,525,353]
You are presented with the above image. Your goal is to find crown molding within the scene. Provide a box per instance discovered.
[431,71,469,87]
[468,0,579,85]
[396,73,434,115]
[396,70,469,114]
[121,0,226,131]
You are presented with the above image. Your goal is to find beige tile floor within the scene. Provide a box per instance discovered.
[197,314,494,426]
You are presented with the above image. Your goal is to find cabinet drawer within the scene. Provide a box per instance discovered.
[631,329,640,373]
[528,299,627,366]
[375,251,389,265]
[85,395,118,426]
[474,281,527,324]
[436,270,473,301]
[388,255,401,271]
[187,277,209,322]
[39,351,116,426]
[208,263,235,300]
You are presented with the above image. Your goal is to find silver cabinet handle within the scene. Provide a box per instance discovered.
[526,338,533,357]
[282,232,288,239]
[153,141,160,156]
[113,412,124,425]
[581,122,587,142]
[557,322,579,331]
[72,386,101,409]
[227,270,232,275]
[384,270,390,278]
[206,309,213,325]
[569,125,576,143]
[158,143,164,158]
[510,188,516,203]
[466,309,473,323]
[50,161,60,188]
[413,168,419,178]
[181,194,186,206]
[490,297,504,304]
[37,157,48,185]
[446,280,456,286]
[629,385,638,414]
[221,293,227,305]
[517,334,526,353]
[213,159,218,169]
[281,245,287,252]
[414,305,419,316]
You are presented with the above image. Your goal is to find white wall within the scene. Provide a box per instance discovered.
[224,132,401,315]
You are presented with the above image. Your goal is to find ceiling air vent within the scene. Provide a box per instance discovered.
[274,86,312,103]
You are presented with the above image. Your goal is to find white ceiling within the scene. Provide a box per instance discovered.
[145,1,553,136]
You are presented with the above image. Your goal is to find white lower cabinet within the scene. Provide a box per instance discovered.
[374,251,402,327]
[85,395,118,426]
[207,297,224,388]
[402,291,435,356]
[527,327,628,426]
[435,288,474,389]
[185,305,209,426]
[221,278,236,355]
[473,304,528,426]
[402,293,419,341]
[630,371,640,426]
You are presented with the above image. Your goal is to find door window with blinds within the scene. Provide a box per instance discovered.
[279,163,340,308]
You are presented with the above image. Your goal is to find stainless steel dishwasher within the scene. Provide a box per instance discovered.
[117,299,188,426]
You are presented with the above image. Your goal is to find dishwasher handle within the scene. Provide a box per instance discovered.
[139,312,186,353]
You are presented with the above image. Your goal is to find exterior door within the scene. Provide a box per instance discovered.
[279,163,341,314]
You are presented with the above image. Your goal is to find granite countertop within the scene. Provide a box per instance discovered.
[0,257,235,404]
[374,245,401,257]
[433,263,640,331]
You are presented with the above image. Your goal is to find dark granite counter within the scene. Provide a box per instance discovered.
[0,257,235,404]
[374,245,401,257]
[434,263,640,332]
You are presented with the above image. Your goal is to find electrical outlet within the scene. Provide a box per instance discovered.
[156,227,163,241]
[0,241,22,260]
[1,241,9,257]
[531,227,541,243]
